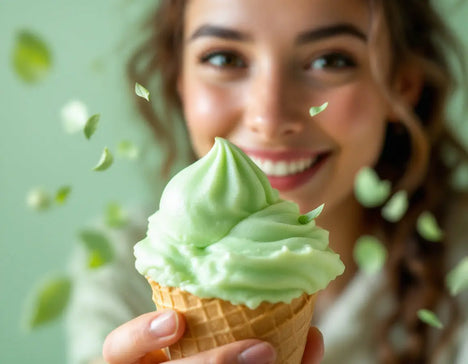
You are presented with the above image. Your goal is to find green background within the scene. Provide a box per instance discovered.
[0,1,466,363]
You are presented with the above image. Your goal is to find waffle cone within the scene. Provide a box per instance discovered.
[148,279,317,363]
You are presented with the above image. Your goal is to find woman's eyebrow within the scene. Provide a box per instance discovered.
[188,24,252,42]
[188,23,366,44]
[296,23,367,44]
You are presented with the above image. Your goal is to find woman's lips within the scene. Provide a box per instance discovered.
[242,148,331,191]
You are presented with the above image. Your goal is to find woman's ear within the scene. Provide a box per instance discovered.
[388,61,424,120]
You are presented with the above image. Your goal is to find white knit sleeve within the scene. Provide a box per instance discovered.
[65,215,154,364]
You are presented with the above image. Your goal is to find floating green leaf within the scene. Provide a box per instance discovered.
[353,235,387,274]
[55,185,71,205]
[79,230,114,268]
[298,204,324,224]
[417,309,443,329]
[354,167,391,208]
[26,187,51,211]
[446,256,468,296]
[84,114,100,140]
[117,140,140,160]
[12,30,52,83]
[309,102,328,117]
[105,202,129,228]
[451,163,468,191]
[417,211,444,242]
[92,147,113,171]
[24,275,72,329]
[60,100,89,134]
[135,82,150,101]
[381,190,408,222]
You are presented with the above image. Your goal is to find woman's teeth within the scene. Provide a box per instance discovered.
[249,156,317,176]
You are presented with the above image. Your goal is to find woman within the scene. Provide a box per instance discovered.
[67,0,467,363]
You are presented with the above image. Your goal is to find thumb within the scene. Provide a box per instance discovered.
[302,326,324,364]
[103,310,185,364]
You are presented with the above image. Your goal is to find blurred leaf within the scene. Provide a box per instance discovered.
[354,167,391,207]
[25,275,71,329]
[84,114,100,140]
[93,147,114,171]
[353,235,387,274]
[417,211,444,242]
[105,202,129,228]
[55,185,71,205]
[61,100,89,134]
[79,230,114,268]
[26,187,51,211]
[309,102,328,117]
[12,30,52,83]
[117,140,140,160]
[446,256,468,296]
[135,82,150,101]
[381,190,408,222]
[298,204,324,224]
[87,250,106,268]
[451,163,468,191]
[417,309,443,329]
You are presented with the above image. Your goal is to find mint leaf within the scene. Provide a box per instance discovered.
[24,275,71,329]
[298,204,324,224]
[117,140,140,160]
[417,309,443,329]
[135,82,150,101]
[92,147,113,171]
[309,102,328,117]
[381,190,408,222]
[84,114,100,140]
[26,187,51,211]
[446,256,468,296]
[79,230,114,268]
[55,185,71,205]
[105,202,129,228]
[417,211,444,242]
[353,235,387,274]
[354,167,391,208]
[12,30,52,83]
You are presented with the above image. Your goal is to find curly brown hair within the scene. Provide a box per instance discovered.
[126,1,467,362]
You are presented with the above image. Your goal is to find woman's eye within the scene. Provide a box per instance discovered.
[201,52,246,68]
[309,53,356,70]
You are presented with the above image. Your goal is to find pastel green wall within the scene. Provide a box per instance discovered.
[1,1,165,363]
[0,1,466,364]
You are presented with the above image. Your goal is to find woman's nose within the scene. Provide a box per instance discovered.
[245,68,304,140]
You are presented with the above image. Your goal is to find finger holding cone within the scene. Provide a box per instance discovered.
[148,279,316,363]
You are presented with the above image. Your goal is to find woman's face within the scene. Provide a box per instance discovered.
[178,0,394,215]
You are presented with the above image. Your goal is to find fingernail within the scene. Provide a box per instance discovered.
[149,311,178,338]
[239,342,276,364]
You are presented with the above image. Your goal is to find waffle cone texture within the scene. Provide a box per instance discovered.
[148,279,317,363]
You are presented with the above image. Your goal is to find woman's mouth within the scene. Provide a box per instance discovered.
[249,155,318,176]
[246,151,331,191]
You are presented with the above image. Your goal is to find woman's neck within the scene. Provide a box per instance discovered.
[314,195,368,317]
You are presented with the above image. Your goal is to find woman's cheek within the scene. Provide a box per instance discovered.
[319,84,387,145]
[184,83,240,156]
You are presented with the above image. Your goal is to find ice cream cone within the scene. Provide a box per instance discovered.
[148,279,317,364]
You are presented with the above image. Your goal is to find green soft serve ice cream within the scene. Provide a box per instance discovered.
[134,137,344,309]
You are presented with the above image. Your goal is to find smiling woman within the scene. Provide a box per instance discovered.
[65,0,468,363]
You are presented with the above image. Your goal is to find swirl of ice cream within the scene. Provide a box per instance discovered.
[134,138,344,308]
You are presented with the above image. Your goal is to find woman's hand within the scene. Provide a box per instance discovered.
[103,310,323,363]
[302,326,324,364]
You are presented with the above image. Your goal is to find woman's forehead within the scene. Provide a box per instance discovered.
[183,0,372,37]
